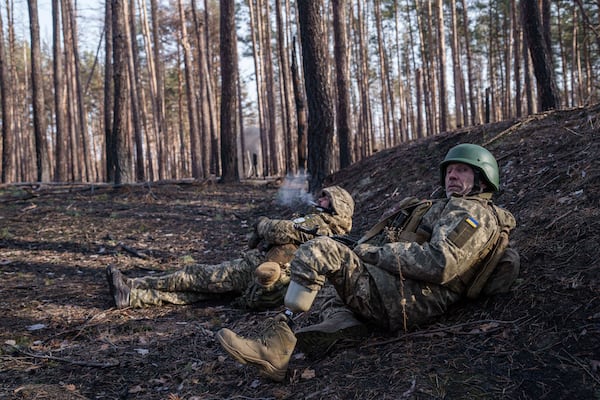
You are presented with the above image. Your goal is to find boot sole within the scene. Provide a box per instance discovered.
[216,331,286,382]
[106,265,130,309]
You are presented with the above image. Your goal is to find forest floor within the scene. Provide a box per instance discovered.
[1,103,599,400]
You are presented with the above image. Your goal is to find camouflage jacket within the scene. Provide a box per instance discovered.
[256,185,355,246]
[355,193,516,292]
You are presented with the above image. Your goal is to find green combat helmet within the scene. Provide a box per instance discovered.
[439,143,500,192]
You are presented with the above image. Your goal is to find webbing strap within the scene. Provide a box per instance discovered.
[356,200,432,245]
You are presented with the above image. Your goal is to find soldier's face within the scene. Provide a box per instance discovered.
[445,163,475,197]
[317,195,331,209]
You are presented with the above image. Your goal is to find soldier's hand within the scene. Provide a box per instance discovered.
[353,244,380,265]
[254,216,270,237]
[247,232,261,249]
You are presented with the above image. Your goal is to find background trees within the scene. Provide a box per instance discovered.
[0,0,598,188]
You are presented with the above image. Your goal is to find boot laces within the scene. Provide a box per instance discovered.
[255,316,286,345]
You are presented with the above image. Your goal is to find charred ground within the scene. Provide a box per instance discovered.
[1,103,599,399]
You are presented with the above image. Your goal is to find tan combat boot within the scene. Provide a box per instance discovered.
[295,308,368,356]
[216,314,297,382]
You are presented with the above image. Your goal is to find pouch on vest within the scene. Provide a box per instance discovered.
[464,205,518,299]
[481,247,520,296]
[356,197,432,245]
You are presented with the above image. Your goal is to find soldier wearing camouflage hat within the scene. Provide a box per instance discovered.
[106,185,355,310]
[217,143,520,382]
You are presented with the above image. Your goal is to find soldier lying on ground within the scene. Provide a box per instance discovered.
[217,143,521,382]
[106,185,355,310]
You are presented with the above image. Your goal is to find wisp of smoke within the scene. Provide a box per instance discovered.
[276,173,313,208]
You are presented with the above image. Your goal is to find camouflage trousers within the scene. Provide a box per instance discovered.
[128,250,264,307]
[290,236,461,332]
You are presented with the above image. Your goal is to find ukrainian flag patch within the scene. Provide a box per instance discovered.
[448,215,479,248]
[466,216,479,228]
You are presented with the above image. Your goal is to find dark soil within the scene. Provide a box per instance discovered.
[1,103,599,400]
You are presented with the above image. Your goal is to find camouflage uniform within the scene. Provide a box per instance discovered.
[126,186,355,309]
[290,192,516,331]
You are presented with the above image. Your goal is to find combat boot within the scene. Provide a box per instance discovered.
[295,308,368,356]
[106,265,131,309]
[216,314,297,382]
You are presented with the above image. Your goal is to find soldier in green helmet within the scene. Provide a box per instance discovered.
[217,143,520,382]
[106,185,355,311]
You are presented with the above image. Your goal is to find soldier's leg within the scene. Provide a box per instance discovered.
[288,236,387,323]
[125,250,263,307]
[130,250,261,293]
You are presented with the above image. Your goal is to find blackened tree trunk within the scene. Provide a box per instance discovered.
[110,0,133,184]
[297,0,335,192]
[52,0,67,181]
[0,7,14,183]
[219,0,239,183]
[520,0,560,111]
[332,0,352,168]
[291,36,307,174]
[104,0,115,182]
[28,0,51,182]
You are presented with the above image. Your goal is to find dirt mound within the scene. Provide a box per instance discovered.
[1,103,599,399]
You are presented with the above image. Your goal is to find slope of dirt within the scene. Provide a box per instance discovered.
[1,103,599,400]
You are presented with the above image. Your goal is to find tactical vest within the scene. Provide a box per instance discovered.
[356,197,433,246]
[358,196,517,298]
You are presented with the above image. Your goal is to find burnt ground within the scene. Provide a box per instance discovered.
[1,103,599,400]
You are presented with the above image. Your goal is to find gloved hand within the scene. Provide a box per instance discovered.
[254,216,270,237]
[247,232,261,249]
[248,216,269,249]
[353,243,380,265]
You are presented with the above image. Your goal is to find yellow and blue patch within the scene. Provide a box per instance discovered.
[465,216,479,228]
[448,215,480,248]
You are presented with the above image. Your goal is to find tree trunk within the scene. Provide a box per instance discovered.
[374,0,391,148]
[520,0,560,111]
[248,0,268,177]
[297,0,334,192]
[459,0,478,125]
[275,0,296,174]
[436,0,448,132]
[219,0,239,182]
[291,36,307,174]
[124,0,144,181]
[67,0,93,181]
[52,0,67,181]
[261,0,280,176]
[0,6,14,182]
[512,0,522,117]
[332,0,352,168]
[111,0,133,184]
[28,0,51,182]
[191,0,212,178]
[177,0,202,178]
[150,0,167,178]
[104,0,115,181]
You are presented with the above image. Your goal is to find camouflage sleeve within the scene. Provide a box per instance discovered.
[371,197,499,286]
[256,212,348,245]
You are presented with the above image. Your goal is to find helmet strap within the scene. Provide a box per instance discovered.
[470,169,483,194]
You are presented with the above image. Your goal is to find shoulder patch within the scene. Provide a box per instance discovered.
[448,216,479,248]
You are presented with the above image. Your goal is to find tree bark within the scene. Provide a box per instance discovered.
[0,6,14,182]
[28,0,51,182]
[52,0,67,181]
[219,0,239,182]
[111,0,134,184]
[177,0,202,178]
[520,0,560,111]
[297,0,334,192]
[332,0,352,168]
